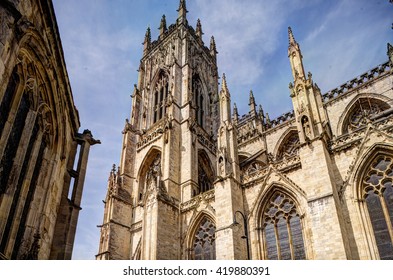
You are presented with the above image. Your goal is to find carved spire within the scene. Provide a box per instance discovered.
[249,90,256,113]
[159,15,167,38]
[221,73,230,97]
[288,26,297,47]
[233,102,239,124]
[210,36,217,54]
[388,43,393,65]
[220,73,231,123]
[177,0,188,25]
[287,26,305,81]
[196,19,203,43]
[259,104,265,123]
[143,26,151,55]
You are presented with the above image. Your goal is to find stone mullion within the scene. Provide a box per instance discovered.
[273,222,281,260]
[286,218,295,260]
[378,194,393,246]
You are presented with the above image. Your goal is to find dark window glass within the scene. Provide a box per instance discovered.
[0,68,19,137]
[0,94,30,193]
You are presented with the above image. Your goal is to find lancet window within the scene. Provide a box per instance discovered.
[153,75,169,124]
[192,217,216,260]
[193,75,204,128]
[261,191,306,260]
[361,155,393,259]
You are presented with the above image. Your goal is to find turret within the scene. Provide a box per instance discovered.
[210,36,217,62]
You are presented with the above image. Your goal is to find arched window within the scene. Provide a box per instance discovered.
[344,98,390,133]
[362,155,393,259]
[193,75,204,128]
[261,191,306,260]
[192,216,216,260]
[153,75,168,124]
[276,131,300,161]
[195,151,214,196]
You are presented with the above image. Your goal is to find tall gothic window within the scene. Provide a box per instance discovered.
[193,75,204,128]
[153,75,168,124]
[344,98,389,133]
[362,155,393,259]
[192,217,216,260]
[195,151,213,196]
[262,191,306,260]
[0,93,30,193]
[276,131,300,161]
[0,67,19,138]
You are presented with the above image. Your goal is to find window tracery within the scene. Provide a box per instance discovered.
[193,75,204,128]
[277,132,300,161]
[362,155,393,259]
[153,75,169,124]
[192,217,216,260]
[344,98,389,133]
[261,191,305,260]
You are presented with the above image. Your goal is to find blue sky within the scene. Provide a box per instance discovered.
[51,0,392,259]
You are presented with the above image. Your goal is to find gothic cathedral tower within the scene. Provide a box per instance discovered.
[96,0,221,260]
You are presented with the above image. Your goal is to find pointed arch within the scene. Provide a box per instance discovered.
[192,73,209,128]
[273,127,300,160]
[186,211,216,260]
[151,68,170,125]
[337,94,392,135]
[351,143,393,259]
[256,184,306,260]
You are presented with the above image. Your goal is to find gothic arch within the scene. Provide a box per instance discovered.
[255,184,307,260]
[273,127,300,160]
[150,69,170,125]
[337,94,392,135]
[350,143,393,259]
[185,211,216,260]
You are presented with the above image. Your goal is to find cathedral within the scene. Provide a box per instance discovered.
[96,0,393,260]
[0,0,98,259]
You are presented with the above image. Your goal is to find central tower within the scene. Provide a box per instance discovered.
[97,0,220,260]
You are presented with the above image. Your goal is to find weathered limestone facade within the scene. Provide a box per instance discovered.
[0,0,99,259]
[97,0,393,260]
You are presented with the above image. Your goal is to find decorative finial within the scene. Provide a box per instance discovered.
[177,0,188,23]
[196,19,203,41]
[249,90,255,105]
[159,15,167,36]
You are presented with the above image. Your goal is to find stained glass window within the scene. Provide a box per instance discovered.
[192,217,216,260]
[262,192,305,260]
[362,155,393,259]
